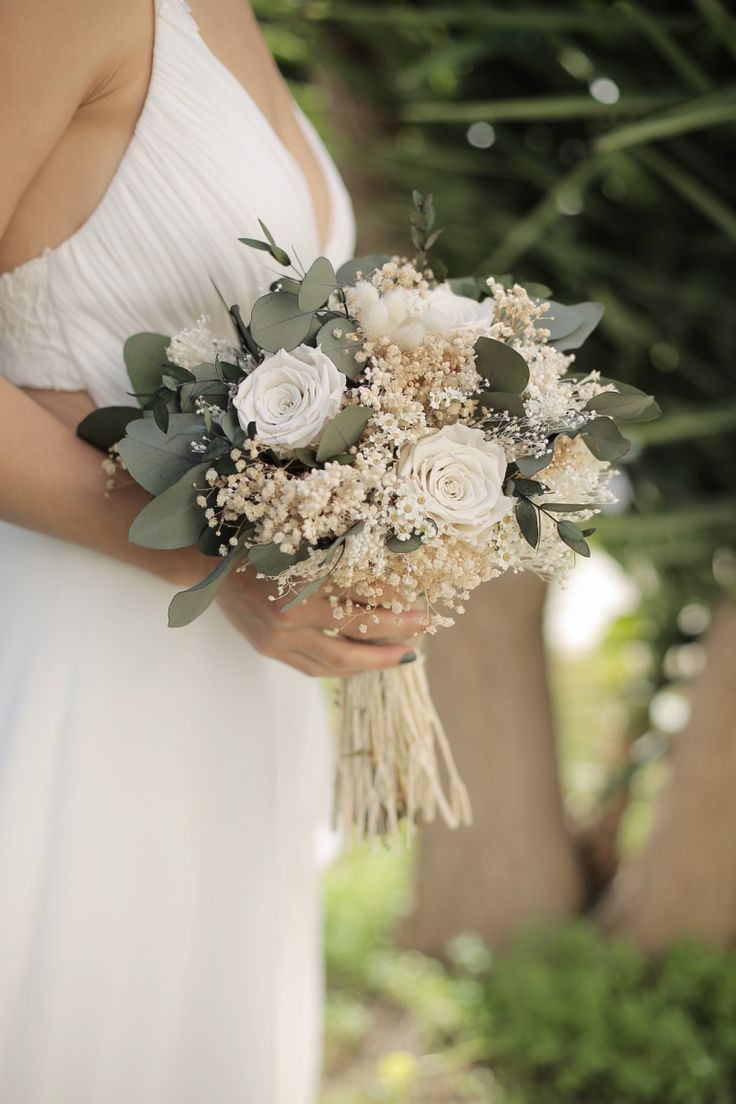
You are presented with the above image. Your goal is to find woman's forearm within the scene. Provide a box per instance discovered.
[0,380,208,587]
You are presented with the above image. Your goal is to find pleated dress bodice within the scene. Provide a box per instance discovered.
[0,0,355,406]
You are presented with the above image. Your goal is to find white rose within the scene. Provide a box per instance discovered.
[352,281,494,350]
[233,344,346,449]
[397,423,511,542]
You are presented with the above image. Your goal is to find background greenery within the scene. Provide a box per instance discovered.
[249,1,736,1099]
[319,636,736,1103]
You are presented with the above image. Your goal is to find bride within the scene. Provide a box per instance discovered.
[0,1,421,1100]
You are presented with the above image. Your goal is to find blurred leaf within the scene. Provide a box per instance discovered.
[129,463,210,549]
[77,406,143,452]
[316,406,373,461]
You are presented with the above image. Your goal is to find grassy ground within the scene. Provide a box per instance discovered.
[319,618,672,1102]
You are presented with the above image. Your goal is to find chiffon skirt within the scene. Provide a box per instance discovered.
[0,520,333,1104]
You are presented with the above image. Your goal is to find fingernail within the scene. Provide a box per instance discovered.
[400,651,417,665]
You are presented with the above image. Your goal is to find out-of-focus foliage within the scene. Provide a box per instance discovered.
[478,923,736,1104]
[255,0,736,631]
[322,842,736,1103]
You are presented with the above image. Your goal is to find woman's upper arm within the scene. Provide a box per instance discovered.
[0,0,111,239]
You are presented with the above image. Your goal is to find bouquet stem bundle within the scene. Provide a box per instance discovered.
[336,657,472,843]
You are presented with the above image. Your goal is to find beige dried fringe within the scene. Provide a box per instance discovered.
[335,652,472,844]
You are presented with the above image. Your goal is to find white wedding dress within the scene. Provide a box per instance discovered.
[0,2,354,1101]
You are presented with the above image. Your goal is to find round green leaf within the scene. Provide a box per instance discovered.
[117,413,205,494]
[298,256,337,312]
[249,291,314,353]
[580,417,631,461]
[386,533,423,554]
[474,336,530,394]
[128,463,210,550]
[336,254,391,286]
[316,318,364,380]
[478,391,527,419]
[315,406,373,462]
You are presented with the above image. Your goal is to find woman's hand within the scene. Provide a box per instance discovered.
[217,569,424,678]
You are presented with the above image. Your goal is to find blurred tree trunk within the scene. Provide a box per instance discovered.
[400,573,584,955]
[597,601,736,950]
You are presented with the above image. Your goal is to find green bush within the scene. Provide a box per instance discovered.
[478,923,736,1104]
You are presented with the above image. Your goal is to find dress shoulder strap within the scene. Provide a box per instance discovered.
[156,0,199,31]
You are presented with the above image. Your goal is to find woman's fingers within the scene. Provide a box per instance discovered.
[277,593,426,641]
[290,629,416,677]
[338,605,427,644]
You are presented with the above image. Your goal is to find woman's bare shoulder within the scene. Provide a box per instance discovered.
[0,0,150,239]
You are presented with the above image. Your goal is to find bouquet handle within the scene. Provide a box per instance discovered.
[335,653,472,843]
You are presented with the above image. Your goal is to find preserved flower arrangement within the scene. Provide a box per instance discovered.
[79,193,659,841]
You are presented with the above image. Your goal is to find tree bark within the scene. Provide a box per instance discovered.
[400,573,585,956]
[598,601,736,950]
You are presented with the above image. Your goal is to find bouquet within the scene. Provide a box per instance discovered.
[79,193,659,841]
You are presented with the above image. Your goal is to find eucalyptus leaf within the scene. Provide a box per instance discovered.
[128,462,210,549]
[77,406,143,452]
[336,254,391,285]
[124,333,172,403]
[553,302,604,351]
[168,544,245,628]
[478,391,527,419]
[238,222,291,267]
[298,256,337,312]
[515,498,539,549]
[324,521,365,566]
[386,533,423,553]
[249,291,313,353]
[229,304,260,359]
[512,478,548,496]
[216,358,245,385]
[316,406,372,462]
[280,574,329,612]
[118,413,205,494]
[474,336,530,394]
[270,276,302,295]
[584,391,662,422]
[521,281,553,300]
[557,519,592,557]
[545,502,602,512]
[580,417,631,461]
[316,318,364,380]
[247,540,310,577]
[447,274,490,301]
[534,301,581,341]
[239,237,269,252]
[152,397,170,433]
[221,409,243,442]
[516,452,553,477]
[197,524,223,557]
[293,447,318,468]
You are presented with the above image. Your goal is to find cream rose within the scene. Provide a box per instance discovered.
[397,423,511,542]
[352,281,495,350]
[233,344,346,449]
